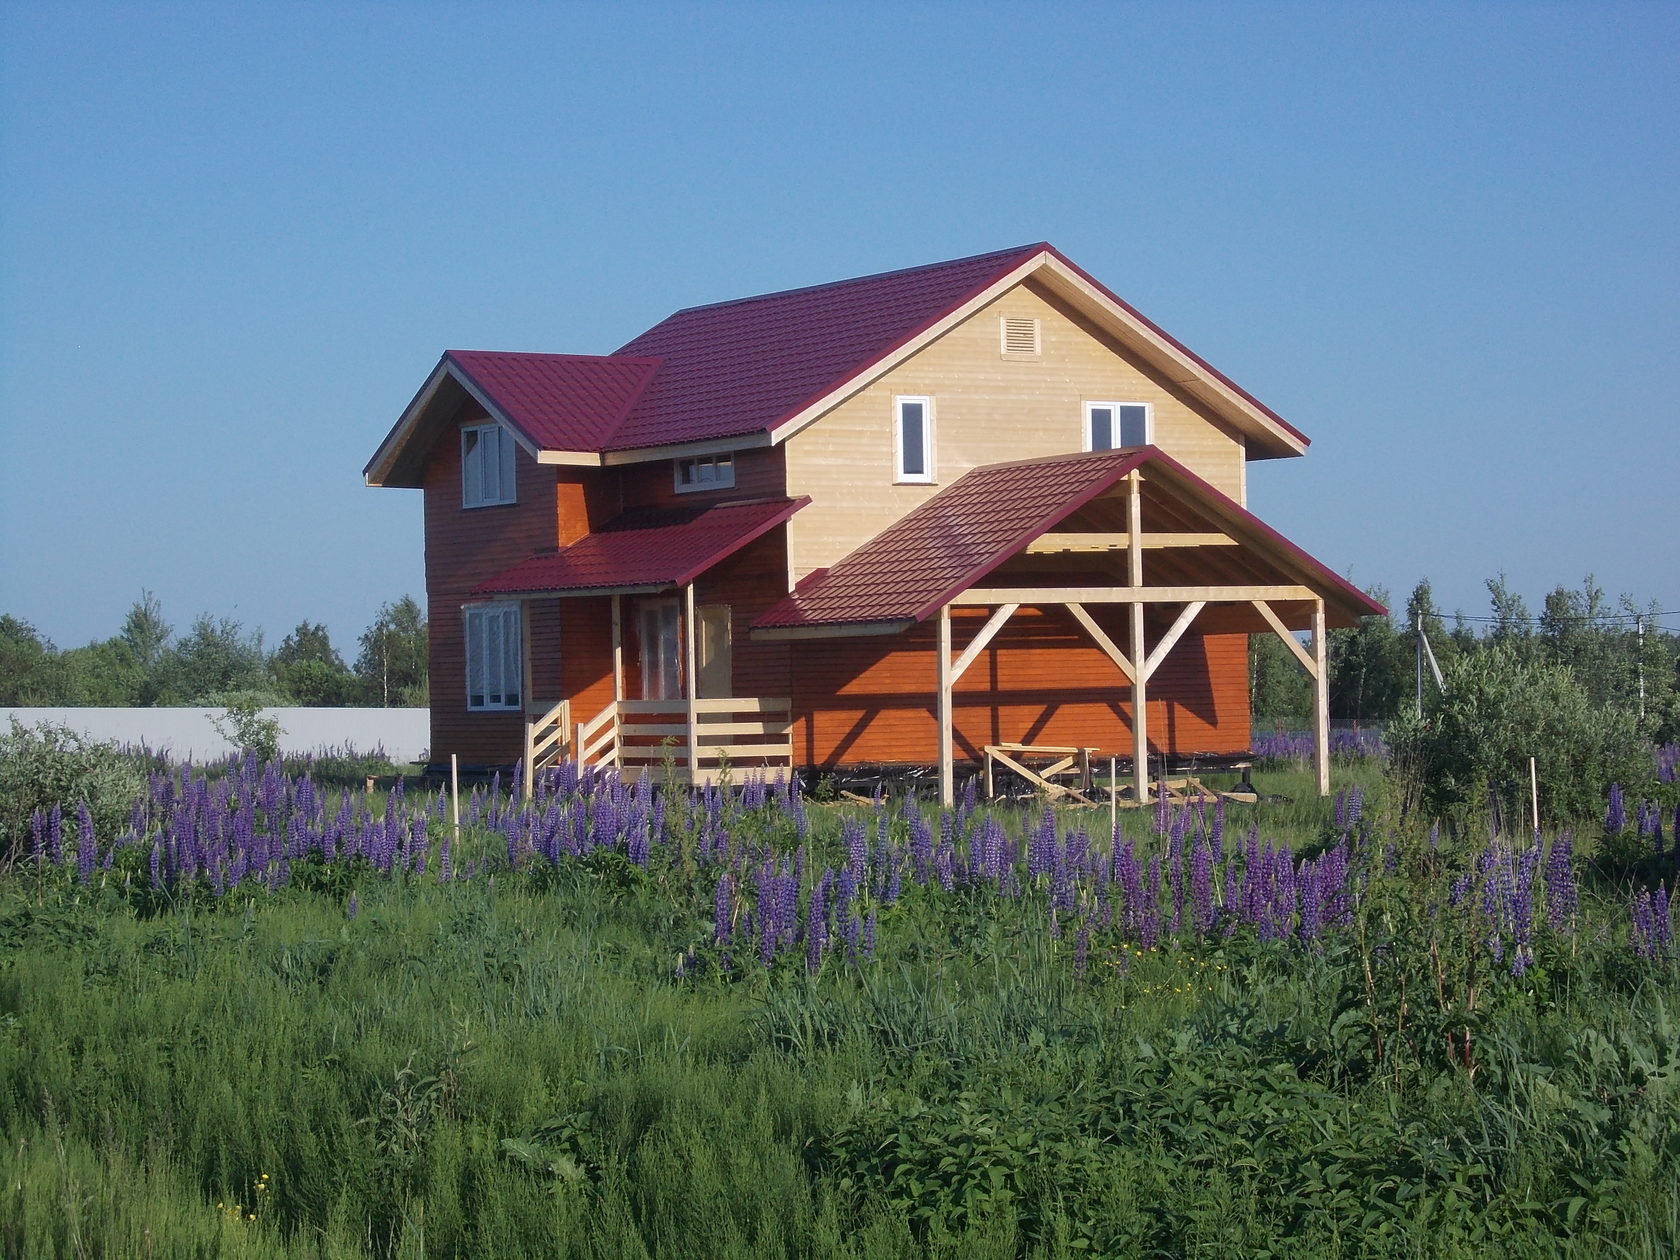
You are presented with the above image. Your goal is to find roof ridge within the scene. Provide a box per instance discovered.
[653,243,1050,320]
[446,349,662,366]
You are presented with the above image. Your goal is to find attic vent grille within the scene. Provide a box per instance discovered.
[1000,316,1040,357]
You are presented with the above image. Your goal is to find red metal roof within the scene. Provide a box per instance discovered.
[751,448,1383,632]
[471,497,807,598]
[446,350,660,453]
[604,244,1047,451]
[371,244,1308,473]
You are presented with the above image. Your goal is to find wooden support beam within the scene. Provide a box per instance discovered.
[1127,471,1144,586]
[683,583,699,781]
[950,603,1019,683]
[1252,600,1317,676]
[1131,597,1149,806]
[953,584,1316,606]
[611,594,624,703]
[1065,602,1135,682]
[1142,601,1206,681]
[1312,599,1330,797]
[937,605,954,808]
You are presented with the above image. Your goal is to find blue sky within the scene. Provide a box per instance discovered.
[2,1,1676,655]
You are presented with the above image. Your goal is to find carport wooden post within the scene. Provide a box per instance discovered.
[937,604,954,807]
[1312,598,1330,796]
[684,583,699,781]
[1127,471,1149,806]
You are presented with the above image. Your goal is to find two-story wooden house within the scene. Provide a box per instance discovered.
[365,244,1382,803]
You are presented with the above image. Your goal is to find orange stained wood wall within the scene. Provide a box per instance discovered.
[785,606,1251,768]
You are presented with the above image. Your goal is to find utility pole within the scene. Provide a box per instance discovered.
[1415,611,1424,719]
[1637,613,1645,721]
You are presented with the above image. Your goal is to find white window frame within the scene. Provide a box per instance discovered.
[894,395,934,484]
[461,423,518,508]
[1083,401,1151,452]
[464,602,522,711]
[673,452,736,494]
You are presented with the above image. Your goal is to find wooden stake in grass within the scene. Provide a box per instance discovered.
[1529,756,1540,836]
[451,753,461,846]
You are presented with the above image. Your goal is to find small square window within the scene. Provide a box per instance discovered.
[894,396,933,484]
[462,424,517,507]
[1084,402,1150,452]
[674,453,736,493]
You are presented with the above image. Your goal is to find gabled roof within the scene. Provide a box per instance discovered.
[604,244,1048,451]
[470,497,807,599]
[751,447,1383,636]
[367,244,1309,484]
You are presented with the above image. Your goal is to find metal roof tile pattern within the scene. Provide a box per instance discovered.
[471,497,807,597]
[447,350,660,453]
[603,244,1048,450]
[751,448,1383,631]
[753,450,1149,630]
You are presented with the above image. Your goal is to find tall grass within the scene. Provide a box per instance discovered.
[2,757,1676,1258]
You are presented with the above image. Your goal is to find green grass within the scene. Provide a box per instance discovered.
[2,765,1676,1258]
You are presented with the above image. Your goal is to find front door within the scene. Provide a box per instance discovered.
[638,600,682,700]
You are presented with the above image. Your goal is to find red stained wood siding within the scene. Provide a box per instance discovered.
[425,402,563,763]
[786,608,1249,768]
[616,446,787,511]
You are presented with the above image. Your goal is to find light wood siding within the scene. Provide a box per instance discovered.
[788,614,1249,768]
[783,278,1247,582]
[423,401,561,764]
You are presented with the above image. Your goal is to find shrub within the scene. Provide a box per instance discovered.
[1387,645,1649,825]
[0,720,147,863]
[209,693,282,763]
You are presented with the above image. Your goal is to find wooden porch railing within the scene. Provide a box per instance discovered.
[574,696,793,785]
[522,698,571,798]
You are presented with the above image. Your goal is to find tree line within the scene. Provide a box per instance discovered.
[0,593,428,708]
[1254,573,1679,742]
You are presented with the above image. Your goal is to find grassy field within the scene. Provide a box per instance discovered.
[2,755,1676,1258]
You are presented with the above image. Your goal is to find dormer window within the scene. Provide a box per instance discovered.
[674,453,735,493]
[462,423,517,507]
[1085,402,1150,451]
[894,396,934,484]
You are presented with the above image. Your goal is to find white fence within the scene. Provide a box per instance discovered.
[0,708,431,763]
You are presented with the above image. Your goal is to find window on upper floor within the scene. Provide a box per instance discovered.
[674,452,735,493]
[462,423,517,508]
[464,602,522,710]
[894,396,934,484]
[1085,402,1150,452]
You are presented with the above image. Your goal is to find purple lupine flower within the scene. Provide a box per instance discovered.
[347,892,359,921]
[863,908,877,960]
[806,870,830,973]
[1209,796,1225,862]
[1655,884,1672,955]
[30,808,45,863]
[1605,783,1626,835]
[1190,841,1214,937]
[1545,831,1578,930]
[76,802,96,884]
[47,805,62,866]
[1631,889,1656,960]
